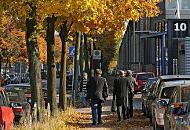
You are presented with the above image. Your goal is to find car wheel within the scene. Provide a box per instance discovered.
[153,119,164,130]
[164,117,169,130]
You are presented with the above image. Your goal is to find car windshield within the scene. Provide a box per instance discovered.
[161,87,175,99]
[137,74,154,80]
[181,87,190,102]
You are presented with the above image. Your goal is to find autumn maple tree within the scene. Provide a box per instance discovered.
[0,0,160,119]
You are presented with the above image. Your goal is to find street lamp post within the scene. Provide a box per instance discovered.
[90,40,94,78]
[133,21,136,63]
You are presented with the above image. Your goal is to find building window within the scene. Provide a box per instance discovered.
[181,0,190,9]
[166,0,177,9]
[166,0,190,9]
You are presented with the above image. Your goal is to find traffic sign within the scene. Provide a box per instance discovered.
[69,47,75,58]
[93,50,101,60]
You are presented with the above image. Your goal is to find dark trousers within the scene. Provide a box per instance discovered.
[116,101,129,120]
[129,98,133,117]
[90,99,102,124]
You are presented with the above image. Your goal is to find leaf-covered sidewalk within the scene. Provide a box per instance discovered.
[66,96,152,130]
[13,95,151,130]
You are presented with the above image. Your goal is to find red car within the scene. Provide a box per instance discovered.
[0,87,14,130]
[133,72,155,93]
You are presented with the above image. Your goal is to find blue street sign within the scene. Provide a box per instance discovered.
[69,46,75,58]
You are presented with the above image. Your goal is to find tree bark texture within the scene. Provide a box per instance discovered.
[73,32,81,105]
[46,15,58,116]
[59,21,68,111]
[26,4,44,121]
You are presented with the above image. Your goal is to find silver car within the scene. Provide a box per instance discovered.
[151,80,190,130]
[148,75,190,125]
[164,85,190,130]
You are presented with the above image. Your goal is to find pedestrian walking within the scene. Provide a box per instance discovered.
[114,70,132,121]
[86,69,109,125]
[126,70,137,118]
[111,71,119,112]
[79,72,88,107]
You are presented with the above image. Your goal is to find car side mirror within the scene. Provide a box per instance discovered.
[158,99,168,108]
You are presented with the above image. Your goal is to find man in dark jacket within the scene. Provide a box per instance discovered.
[112,71,119,112]
[114,70,132,121]
[86,69,109,125]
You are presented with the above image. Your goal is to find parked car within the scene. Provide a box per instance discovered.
[142,77,158,116]
[147,76,190,124]
[164,85,190,130]
[133,72,155,93]
[6,89,31,124]
[5,84,49,107]
[0,87,14,130]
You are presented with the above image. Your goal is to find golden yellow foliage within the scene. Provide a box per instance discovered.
[0,0,160,63]
[12,108,89,130]
[1,0,160,34]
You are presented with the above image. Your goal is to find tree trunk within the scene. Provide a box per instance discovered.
[59,21,68,111]
[26,4,44,121]
[46,15,58,116]
[73,32,81,106]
